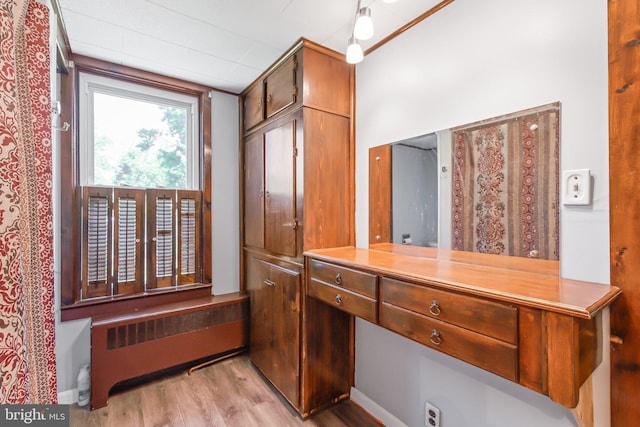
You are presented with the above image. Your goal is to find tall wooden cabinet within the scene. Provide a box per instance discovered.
[241,39,355,417]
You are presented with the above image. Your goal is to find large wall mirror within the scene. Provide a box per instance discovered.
[369,102,560,266]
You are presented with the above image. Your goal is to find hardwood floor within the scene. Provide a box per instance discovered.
[70,355,383,427]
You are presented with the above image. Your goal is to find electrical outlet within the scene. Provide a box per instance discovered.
[425,401,440,427]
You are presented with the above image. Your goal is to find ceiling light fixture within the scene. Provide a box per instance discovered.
[345,0,371,65]
[383,0,399,3]
[353,7,374,40]
[346,36,364,64]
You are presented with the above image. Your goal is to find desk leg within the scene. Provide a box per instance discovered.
[571,375,594,427]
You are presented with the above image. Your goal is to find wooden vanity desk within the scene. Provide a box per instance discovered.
[304,245,621,410]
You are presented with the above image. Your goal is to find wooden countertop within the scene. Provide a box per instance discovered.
[304,246,621,319]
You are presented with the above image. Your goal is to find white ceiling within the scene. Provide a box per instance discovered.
[57,0,443,94]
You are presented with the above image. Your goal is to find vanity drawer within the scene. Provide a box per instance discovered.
[381,277,517,344]
[309,260,377,299]
[308,278,377,323]
[381,302,517,381]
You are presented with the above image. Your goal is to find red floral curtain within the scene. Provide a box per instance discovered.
[0,0,57,403]
[452,104,560,261]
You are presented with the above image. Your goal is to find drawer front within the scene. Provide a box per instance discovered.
[381,277,517,344]
[309,260,377,298]
[309,278,377,323]
[381,302,517,381]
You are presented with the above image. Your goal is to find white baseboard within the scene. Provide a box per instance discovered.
[350,387,407,427]
[58,388,77,405]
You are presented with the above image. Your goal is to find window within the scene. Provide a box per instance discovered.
[59,56,212,320]
[78,73,199,189]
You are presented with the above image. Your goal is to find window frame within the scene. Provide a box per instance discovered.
[78,72,200,189]
[59,55,213,321]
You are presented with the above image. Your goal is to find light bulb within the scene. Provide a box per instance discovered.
[353,7,374,40]
[346,37,364,64]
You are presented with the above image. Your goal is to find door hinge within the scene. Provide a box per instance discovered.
[293,147,298,157]
[292,219,298,230]
[293,85,298,97]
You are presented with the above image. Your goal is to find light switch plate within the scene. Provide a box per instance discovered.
[562,169,591,206]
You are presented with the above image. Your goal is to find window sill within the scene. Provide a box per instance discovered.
[60,283,213,322]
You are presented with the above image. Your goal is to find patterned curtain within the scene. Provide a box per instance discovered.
[452,105,560,260]
[0,0,57,403]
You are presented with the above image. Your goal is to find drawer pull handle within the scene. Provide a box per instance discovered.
[264,279,275,287]
[429,300,441,316]
[335,294,343,305]
[430,329,442,346]
[335,274,343,285]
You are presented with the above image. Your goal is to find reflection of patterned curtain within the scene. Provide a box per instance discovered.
[452,105,560,260]
[0,0,57,403]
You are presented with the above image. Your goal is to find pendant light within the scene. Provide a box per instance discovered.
[346,0,400,64]
[353,7,374,40]
[346,36,364,64]
[346,0,368,64]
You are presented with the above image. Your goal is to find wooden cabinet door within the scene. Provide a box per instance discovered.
[302,109,352,250]
[266,261,301,407]
[244,133,264,249]
[265,119,297,257]
[243,82,264,130]
[266,55,297,118]
[246,256,272,375]
[247,257,301,408]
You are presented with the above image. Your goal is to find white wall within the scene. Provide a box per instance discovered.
[211,92,241,295]
[53,90,240,399]
[354,0,609,426]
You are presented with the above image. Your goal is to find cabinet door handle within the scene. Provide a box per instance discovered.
[430,329,442,346]
[334,274,342,285]
[267,94,272,102]
[335,294,343,305]
[429,300,441,316]
[264,279,275,287]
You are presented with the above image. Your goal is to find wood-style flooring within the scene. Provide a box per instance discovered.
[70,355,383,427]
